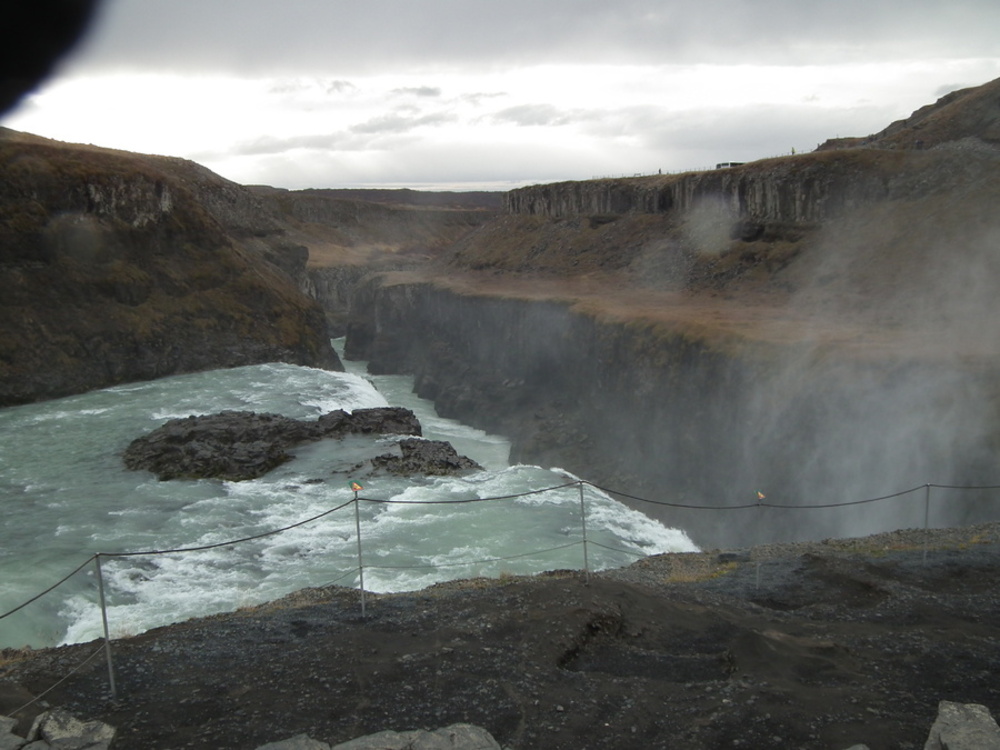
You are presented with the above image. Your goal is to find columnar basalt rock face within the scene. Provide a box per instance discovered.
[502,149,964,226]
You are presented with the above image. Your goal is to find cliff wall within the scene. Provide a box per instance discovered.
[334,132,1000,549]
[0,130,340,406]
[503,148,974,225]
[268,187,500,334]
[345,277,1000,548]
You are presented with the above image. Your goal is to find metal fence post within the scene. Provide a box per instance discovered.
[354,494,366,617]
[755,494,764,589]
[94,555,118,700]
[578,482,590,584]
[923,484,932,565]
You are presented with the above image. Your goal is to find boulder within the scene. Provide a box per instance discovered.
[123,407,422,480]
[25,709,115,749]
[253,725,499,750]
[371,438,483,476]
[0,715,24,750]
[330,723,501,750]
[924,701,1000,750]
[255,734,331,750]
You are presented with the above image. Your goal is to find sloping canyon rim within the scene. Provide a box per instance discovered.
[370,268,955,358]
[3,522,1000,749]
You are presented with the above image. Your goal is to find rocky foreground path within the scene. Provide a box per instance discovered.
[3,523,1000,749]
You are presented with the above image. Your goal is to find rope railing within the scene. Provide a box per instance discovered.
[754,484,927,509]
[2,477,999,703]
[5,643,106,716]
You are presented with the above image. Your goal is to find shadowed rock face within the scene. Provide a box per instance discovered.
[0,130,342,406]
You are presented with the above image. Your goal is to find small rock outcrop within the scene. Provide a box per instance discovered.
[372,437,483,476]
[924,701,1000,750]
[256,735,330,750]
[255,723,501,750]
[0,709,114,750]
[122,407,422,481]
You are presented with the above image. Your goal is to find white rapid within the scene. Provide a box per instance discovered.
[0,343,696,648]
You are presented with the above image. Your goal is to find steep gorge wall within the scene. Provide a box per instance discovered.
[504,149,957,225]
[0,132,339,406]
[345,278,1000,548]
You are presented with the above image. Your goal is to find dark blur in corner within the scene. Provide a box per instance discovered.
[0,0,101,117]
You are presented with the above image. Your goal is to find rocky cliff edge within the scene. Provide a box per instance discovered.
[0,129,341,406]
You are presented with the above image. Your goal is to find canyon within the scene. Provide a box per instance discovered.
[3,79,1000,549]
[324,79,1000,547]
[3,74,1000,750]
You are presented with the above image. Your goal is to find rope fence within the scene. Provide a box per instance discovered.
[2,479,998,702]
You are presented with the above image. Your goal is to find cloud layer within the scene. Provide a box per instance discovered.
[3,0,999,189]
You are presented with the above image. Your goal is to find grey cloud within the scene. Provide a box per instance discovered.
[350,111,456,135]
[63,0,1000,76]
[233,109,458,156]
[266,78,356,95]
[217,140,566,190]
[636,103,897,163]
[490,104,572,127]
[391,86,442,97]
[232,133,354,156]
[325,80,357,94]
[487,103,641,133]
[231,120,450,156]
[461,92,507,106]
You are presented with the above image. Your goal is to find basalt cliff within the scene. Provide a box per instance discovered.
[0,129,346,406]
[0,127,498,407]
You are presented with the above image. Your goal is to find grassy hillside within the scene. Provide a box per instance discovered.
[0,129,339,406]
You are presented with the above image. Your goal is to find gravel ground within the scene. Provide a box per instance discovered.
[3,522,1000,749]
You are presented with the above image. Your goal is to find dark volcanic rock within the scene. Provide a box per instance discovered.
[5,524,1000,750]
[122,407,422,481]
[371,437,483,476]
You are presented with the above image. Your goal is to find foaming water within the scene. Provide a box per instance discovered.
[0,347,696,648]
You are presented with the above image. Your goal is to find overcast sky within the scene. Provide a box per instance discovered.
[4,0,1000,190]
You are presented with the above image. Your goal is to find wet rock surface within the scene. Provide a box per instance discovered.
[371,438,482,476]
[2,523,1000,749]
[121,407,423,480]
